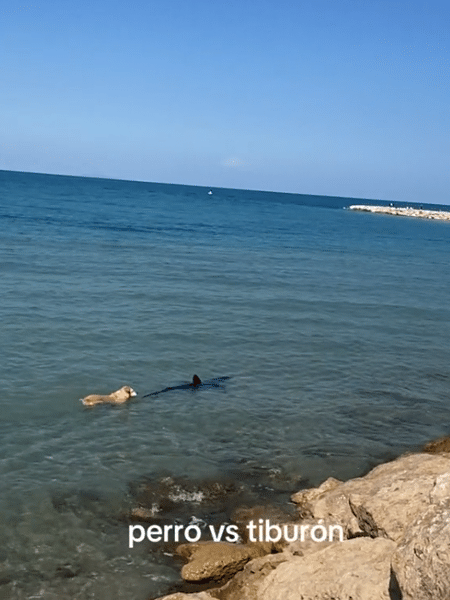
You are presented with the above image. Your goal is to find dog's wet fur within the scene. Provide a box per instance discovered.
[81,385,137,407]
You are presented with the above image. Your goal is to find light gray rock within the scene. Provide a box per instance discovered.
[430,472,450,504]
[291,453,450,541]
[392,501,450,600]
[258,537,396,600]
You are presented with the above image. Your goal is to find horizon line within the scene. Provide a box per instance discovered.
[1,167,442,208]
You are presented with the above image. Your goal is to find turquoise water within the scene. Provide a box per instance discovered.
[1,169,450,599]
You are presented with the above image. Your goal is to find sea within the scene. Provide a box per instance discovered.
[1,169,449,599]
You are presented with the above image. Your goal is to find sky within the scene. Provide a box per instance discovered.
[1,0,449,203]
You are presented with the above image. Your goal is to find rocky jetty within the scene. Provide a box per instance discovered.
[154,441,450,600]
[348,205,450,220]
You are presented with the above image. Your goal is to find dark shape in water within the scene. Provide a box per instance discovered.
[127,471,299,528]
[142,374,230,398]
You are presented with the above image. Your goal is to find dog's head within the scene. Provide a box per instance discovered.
[117,386,137,400]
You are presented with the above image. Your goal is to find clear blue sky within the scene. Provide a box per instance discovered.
[1,0,449,203]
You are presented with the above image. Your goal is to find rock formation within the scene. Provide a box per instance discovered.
[153,448,450,600]
[176,541,275,583]
[392,500,450,600]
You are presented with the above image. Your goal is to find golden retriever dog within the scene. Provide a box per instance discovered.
[81,385,137,407]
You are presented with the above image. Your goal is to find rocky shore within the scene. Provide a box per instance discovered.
[153,439,450,600]
[348,204,450,220]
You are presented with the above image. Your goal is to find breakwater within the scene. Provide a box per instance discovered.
[348,204,450,220]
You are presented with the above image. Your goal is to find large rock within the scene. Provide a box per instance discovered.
[258,538,396,600]
[177,541,274,583]
[210,552,290,600]
[291,453,450,541]
[392,500,450,600]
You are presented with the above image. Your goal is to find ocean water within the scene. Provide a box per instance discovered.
[1,169,449,599]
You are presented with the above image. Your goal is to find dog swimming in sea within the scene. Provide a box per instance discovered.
[142,375,230,398]
[81,385,137,407]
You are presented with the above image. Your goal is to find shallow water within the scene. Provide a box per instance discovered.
[1,170,450,598]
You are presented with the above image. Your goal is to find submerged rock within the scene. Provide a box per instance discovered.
[129,476,243,516]
[230,504,297,542]
[422,436,450,454]
[128,470,299,538]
